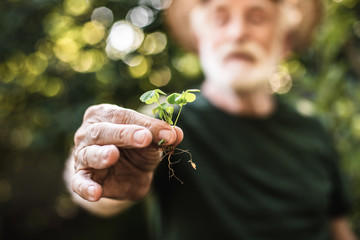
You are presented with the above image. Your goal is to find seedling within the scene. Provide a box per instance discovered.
[140,88,200,183]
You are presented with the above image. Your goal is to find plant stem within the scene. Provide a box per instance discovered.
[173,105,183,127]
[156,96,165,121]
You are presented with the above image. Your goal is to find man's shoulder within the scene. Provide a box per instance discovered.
[276,95,330,135]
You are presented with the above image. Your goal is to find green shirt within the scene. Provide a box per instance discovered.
[150,93,351,240]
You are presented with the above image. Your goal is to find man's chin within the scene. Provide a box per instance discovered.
[229,77,270,93]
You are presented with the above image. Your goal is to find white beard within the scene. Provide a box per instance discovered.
[199,39,283,92]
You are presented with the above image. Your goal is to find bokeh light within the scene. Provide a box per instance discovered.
[139,0,173,10]
[269,66,293,94]
[149,66,171,87]
[139,32,167,55]
[10,127,33,149]
[295,99,315,116]
[63,0,91,16]
[26,52,48,75]
[54,37,80,63]
[172,52,201,77]
[126,55,150,78]
[40,77,64,97]
[126,5,154,28]
[91,7,114,28]
[81,22,106,45]
[106,21,144,60]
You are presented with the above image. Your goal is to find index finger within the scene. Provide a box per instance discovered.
[86,105,183,146]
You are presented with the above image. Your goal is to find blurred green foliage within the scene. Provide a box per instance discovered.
[0,0,359,239]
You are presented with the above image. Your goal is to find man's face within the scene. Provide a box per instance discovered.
[191,0,287,92]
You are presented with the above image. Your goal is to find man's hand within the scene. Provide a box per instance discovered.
[71,104,183,202]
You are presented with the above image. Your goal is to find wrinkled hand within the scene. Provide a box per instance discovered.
[71,104,183,202]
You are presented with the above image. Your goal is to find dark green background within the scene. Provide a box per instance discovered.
[0,0,359,239]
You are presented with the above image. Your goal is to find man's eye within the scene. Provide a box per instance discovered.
[248,10,268,25]
[211,9,229,26]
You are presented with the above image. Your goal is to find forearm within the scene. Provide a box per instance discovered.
[64,152,133,217]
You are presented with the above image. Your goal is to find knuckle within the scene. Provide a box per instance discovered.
[138,116,153,129]
[80,148,89,167]
[86,124,103,143]
[74,128,85,146]
[84,105,101,120]
[72,148,82,170]
[113,127,126,142]
[89,125,103,141]
[108,107,129,123]
[84,104,114,122]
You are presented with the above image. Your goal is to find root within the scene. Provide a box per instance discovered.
[161,147,196,184]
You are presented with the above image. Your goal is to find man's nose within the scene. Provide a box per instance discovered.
[226,16,249,42]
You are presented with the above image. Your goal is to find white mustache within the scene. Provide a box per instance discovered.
[218,43,267,62]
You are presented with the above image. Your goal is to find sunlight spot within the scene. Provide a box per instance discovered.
[10,127,33,149]
[106,21,144,60]
[269,66,292,94]
[54,37,80,63]
[126,55,150,78]
[126,5,154,28]
[139,32,167,55]
[26,52,48,75]
[149,66,171,87]
[81,22,105,45]
[64,0,91,16]
[172,53,201,77]
[91,7,114,28]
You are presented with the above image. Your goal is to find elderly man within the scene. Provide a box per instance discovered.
[64,0,357,239]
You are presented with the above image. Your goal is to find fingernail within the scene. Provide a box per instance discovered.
[87,186,95,197]
[159,129,173,143]
[134,130,147,145]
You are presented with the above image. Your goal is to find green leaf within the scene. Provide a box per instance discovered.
[140,89,166,105]
[141,88,199,125]
[160,102,167,110]
[140,90,156,103]
[158,139,165,146]
[165,106,174,115]
[155,89,166,96]
[152,106,161,116]
[167,93,181,104]
[164,114,173,125]
[159,110,164,120]
[175,94,188,106]
[183,92,196,103]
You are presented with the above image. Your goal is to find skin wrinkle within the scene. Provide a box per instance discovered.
[97,154,153,200]
[88,123,103,144]
[109,107,128,124]
[113,125,126,145]
[121,148,160,172]
[91,167,110,185]
[81,147,90,169]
